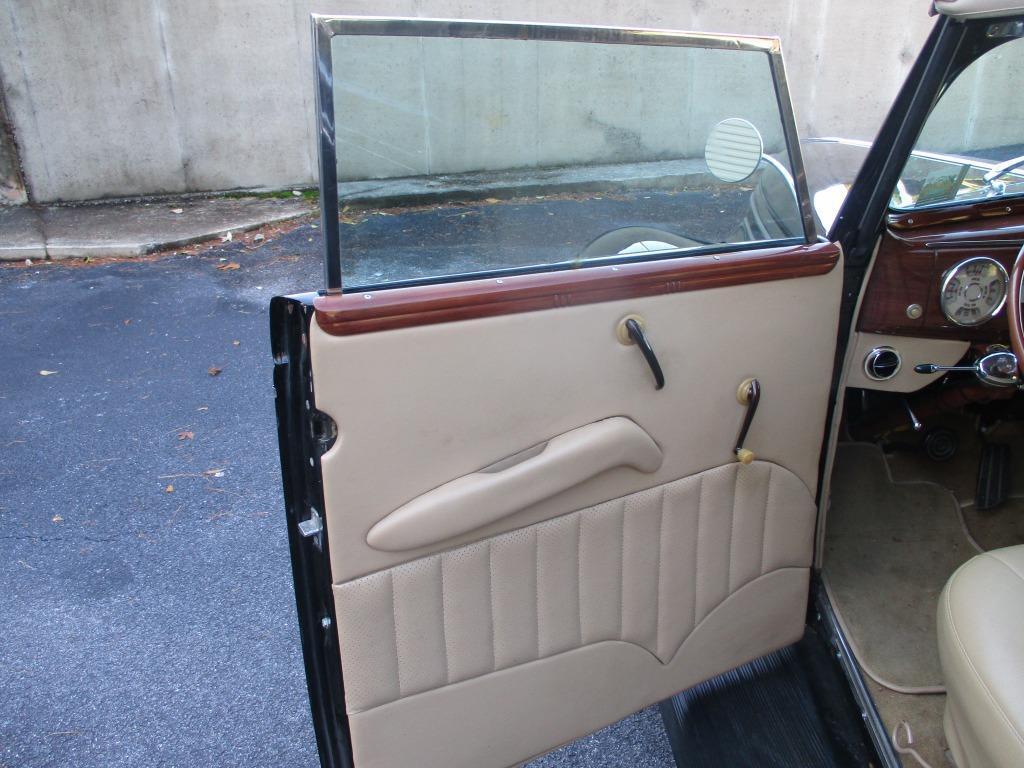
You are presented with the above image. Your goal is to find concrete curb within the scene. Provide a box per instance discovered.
[0,196,314,261]
[0,159,712,261]
[337,158,708,209]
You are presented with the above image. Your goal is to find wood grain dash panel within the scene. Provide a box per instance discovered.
[313,242,840,336]
[861,196,1024,341]
[888,199,1024,231]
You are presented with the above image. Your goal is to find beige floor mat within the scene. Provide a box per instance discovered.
[870,684,948,768]
[824,442,977,689]
[886,419,1024,551]
[828,426,1024,766]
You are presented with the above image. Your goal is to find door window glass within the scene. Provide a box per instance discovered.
[317,21,811,290]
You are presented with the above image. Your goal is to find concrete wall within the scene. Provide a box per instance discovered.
[916,34,1024,157]
[0,84,25,204]
[0,0,937,203]
[332,37,788,181]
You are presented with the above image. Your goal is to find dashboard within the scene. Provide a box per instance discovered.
[857,199,1024,342]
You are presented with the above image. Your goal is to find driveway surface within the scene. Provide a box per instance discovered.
[0,209,678,767]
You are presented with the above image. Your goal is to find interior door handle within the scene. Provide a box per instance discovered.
[734,378,761,464]
[366,417,663,551]
[622,317,665,390]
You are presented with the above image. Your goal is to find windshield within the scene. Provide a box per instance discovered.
[891,33,1024,211]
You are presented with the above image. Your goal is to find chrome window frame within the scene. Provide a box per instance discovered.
[312,14,817,294]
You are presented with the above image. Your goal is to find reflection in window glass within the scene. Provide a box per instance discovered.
[893,33,1024,211]
[329,35,803,288]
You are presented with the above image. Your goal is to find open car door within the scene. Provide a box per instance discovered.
[272,17,842,768]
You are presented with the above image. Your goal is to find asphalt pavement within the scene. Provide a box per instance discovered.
[0,212,679,767]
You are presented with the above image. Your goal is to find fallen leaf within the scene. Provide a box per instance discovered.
[170,208,183,214]
[165,484,174,493]
[177,430,194,441]
[232,340,240,347]
[52,514,63,523]
[38,370,58,376]
[216,262,240,271]
[123,319,131,326]
[207,366,222,377]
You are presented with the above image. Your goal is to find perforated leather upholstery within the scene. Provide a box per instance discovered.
[335,460,814,713]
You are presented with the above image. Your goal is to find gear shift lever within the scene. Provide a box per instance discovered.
[914,350,1020,387]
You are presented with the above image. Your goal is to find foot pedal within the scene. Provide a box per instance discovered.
[976,443,1011,511]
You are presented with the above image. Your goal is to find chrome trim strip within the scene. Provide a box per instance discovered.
[813,581,902,768]
[313,17,341,293]
[767,45,817,242]
[926,239,1024,249]
[312,15,781,50]
[311,14,816,292]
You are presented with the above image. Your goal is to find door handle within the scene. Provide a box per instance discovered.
[620,317,665,390]
[735,378,761,464]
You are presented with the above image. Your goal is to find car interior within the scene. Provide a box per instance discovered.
[272,5,1024,768]
[819,17,1024,768]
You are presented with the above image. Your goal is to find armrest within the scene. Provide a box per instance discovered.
[366,417,663,551]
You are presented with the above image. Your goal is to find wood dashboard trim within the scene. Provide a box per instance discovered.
[314,241,840,335]
[888,198,1024,231]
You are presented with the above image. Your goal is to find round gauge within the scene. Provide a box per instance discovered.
[939,256,1009,327]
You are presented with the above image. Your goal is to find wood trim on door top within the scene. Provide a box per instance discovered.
[313,241,840,336]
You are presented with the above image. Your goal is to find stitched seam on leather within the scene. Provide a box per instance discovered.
[667,566,804,665]
[988,550,1024,582]
[692,476,702,634]
[390,570,403,697]
[695,475,707,625]
[487,540,496,673]
[944,566,1024,750]
[348,567,806,715]
[438,556,450,685]
[534,526,541,659]
[655,486,666,660]
[760,465,773,575]
[347,638,667,715]
[619,499,626,641]
[727,466,738,594]
[576,513,584,646]
[338,462,811,710]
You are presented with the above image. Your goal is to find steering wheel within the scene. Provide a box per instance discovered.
[1009,242,1024,373]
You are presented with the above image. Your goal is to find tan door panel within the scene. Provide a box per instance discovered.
[311,257,841,583]
[308,251,841,768]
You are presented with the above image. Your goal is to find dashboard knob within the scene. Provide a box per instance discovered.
[864,346,902,381]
